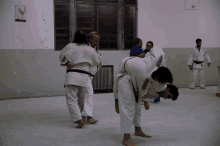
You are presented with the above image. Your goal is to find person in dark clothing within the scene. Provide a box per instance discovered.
[130,38,144,57]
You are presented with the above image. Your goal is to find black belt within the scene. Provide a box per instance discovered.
[131,80,139,103]
[64,69,94,88]
[66,69,94,77]
[193,60,204,67]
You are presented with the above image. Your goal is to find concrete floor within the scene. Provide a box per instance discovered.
[0,86,220,146]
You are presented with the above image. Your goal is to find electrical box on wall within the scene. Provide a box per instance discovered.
[185,0,200,10]
[15,2,26,22]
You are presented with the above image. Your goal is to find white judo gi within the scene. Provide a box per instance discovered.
[59,43,102,122]
[187,47,211,88]
[114,46,167,134]
[82,44,102,118]
[145,46,166,67]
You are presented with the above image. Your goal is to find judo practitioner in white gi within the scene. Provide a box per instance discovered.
[65,31,102,124]
[216,60,220,97]
[145,41,166,104]
[59,30,101,128]
[114,49,179,146]
[187,38,211,89]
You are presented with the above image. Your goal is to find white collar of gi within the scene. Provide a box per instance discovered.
[149,75,167,92]
[159,84,167,92]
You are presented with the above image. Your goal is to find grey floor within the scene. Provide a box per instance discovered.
[0,86,220,146]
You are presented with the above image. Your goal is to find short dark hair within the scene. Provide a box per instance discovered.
[73,30,88,45]
[146,41,154,47]
[134,38,141,46]
[196,38,202,43]
[151,67,173,84]
[167,84,179,101]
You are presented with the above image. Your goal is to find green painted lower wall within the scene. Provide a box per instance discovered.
[0,48,219,100]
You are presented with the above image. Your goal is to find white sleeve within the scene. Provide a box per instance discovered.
[114,57,132,100]
[59,50,66,63]
[59,44,71,63]
[161,54,166,67]
[144,46,166,69]
[142,90,159,100]
[187,49,194,66]
[113,62,124,100]
[204,49,211,63]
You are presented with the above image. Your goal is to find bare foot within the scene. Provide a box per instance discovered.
[76,120,85,128]
[134,131,152,138]
[122,138,136,146]
[87,117,98,124]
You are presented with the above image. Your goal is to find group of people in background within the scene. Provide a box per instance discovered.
[129,37,220,97]
[129,38,162,104]
[58,30,220,146]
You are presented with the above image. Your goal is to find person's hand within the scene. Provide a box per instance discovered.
[67,62,74,69]
[207,63,211,67]
[137,53,145,58]
[60,63,66,66]
[115,100,120,114]
[144,101,150,110]
[189,66,192,70]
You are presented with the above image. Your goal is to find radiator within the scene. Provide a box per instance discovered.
[92,65,114,93]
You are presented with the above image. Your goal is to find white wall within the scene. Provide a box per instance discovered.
[0,0,54,49]
[0,0,219,99]
[1,0,219,49]
[138,0,220,48]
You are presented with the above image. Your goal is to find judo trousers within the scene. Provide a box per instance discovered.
[118,75,142,134]
[217,66,220,93]
[189,69,205,88]
[65,80,94,123]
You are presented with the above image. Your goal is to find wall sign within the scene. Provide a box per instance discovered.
[15,2,26,22]
[185,0,200,10]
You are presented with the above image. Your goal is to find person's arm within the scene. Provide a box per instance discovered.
[160,54,166,67]
[113,62,124,101]
[113,59,128,100]
[113,62,124,114]
[142,79,166,102]
[204,48,211,67]
[137,53,145,58]
[144,47,166,69]
[156,55,163,67]
[59,52,66,64]
[59,44,71,66]
[142,78,150,90]
[141,79,159,101]
[142,91,159,101]
[65,62,74,68]
[187,49,194,70]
